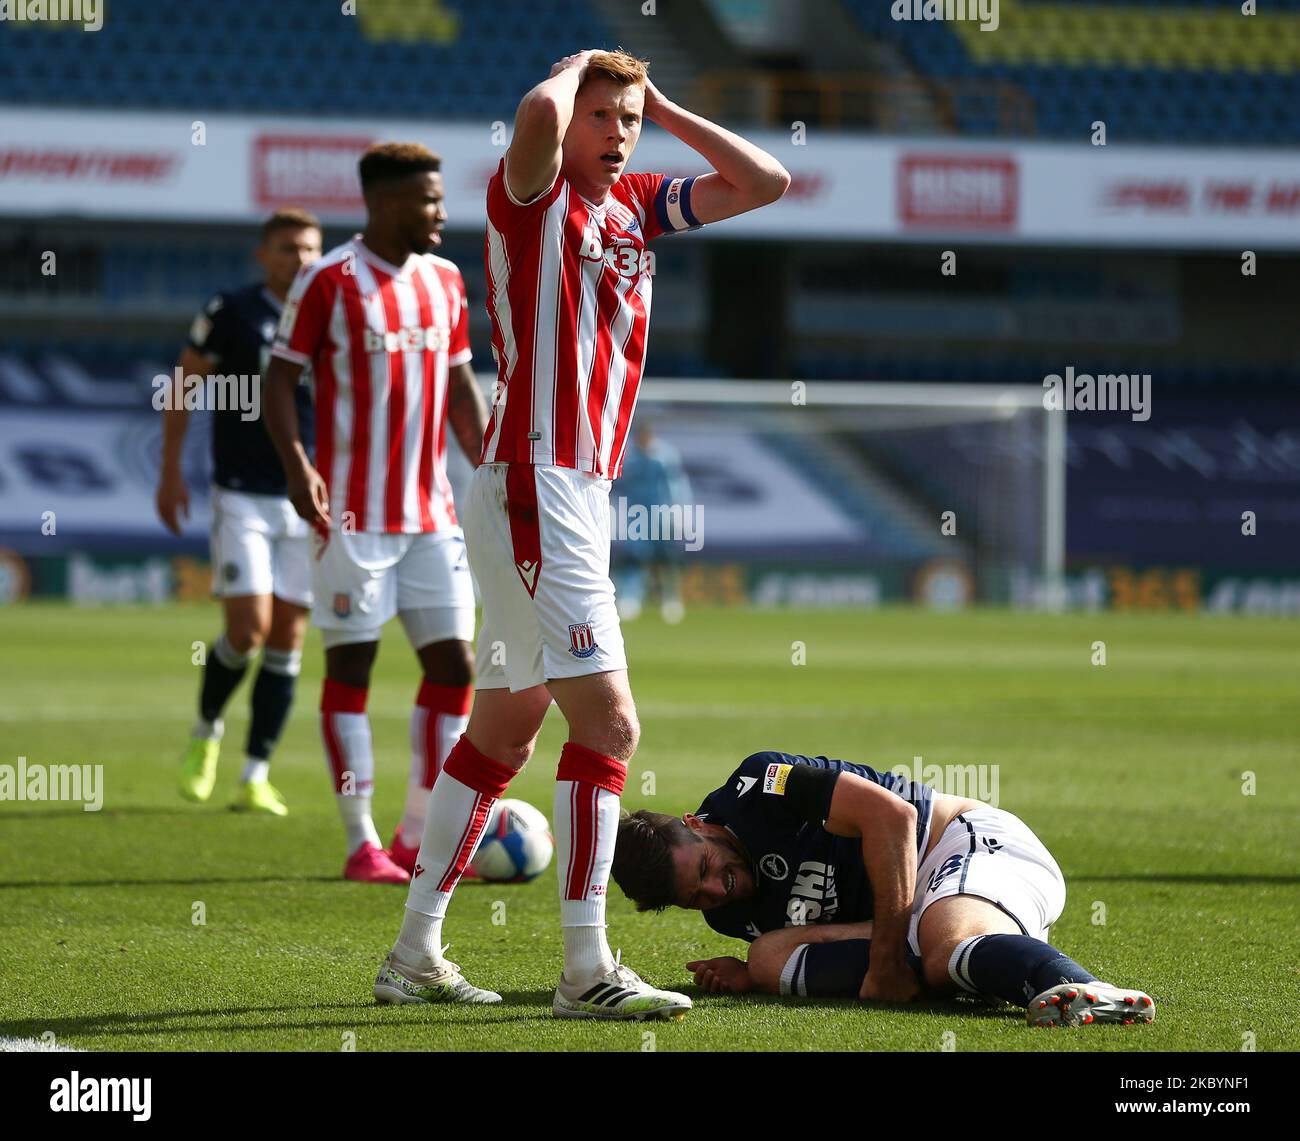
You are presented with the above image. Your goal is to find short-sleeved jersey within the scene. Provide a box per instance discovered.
[271,237,472,534]
[187,283,314,496]
[694,752,935,943]
[480,159,702,478]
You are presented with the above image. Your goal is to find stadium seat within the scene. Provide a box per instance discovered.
[0,0,614,118]
[839,0,1300,143]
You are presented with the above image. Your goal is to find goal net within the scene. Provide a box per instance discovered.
[448,378,1066,610]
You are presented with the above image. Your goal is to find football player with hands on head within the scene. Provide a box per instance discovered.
[373,48,789,1017]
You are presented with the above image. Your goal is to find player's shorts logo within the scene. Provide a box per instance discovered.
[333,592,351,619]
[222,562,239,583]
[759,853,789,881]
[516,558,541,597]
[927,853,965,894]
[568,622,598,658]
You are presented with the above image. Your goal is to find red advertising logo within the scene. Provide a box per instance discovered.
[253,134,374,211]
[0,148,175,183]
[898,154,1018,230]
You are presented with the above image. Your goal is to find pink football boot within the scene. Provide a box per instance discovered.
[344,842,410,885]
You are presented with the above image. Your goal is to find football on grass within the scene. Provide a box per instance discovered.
[470,799,555,883]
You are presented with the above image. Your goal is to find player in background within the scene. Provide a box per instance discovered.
[613,420,691,624]
[264,143,489,885]
[374,50,789,1015]
[613,752,1156,1028]
[158,208,322,815]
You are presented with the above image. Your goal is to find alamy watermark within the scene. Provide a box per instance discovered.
[0,0,103,31]
[1,756,104,811]
[891,755,1000,807]
[1043,367,1151,422]
[892,0,999,33]
[610,497,704,552]
[50,1072,150,1121]
[152,368,261,422]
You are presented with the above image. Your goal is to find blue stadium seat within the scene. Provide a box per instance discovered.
[0,0,614,118]
[839,0,1300,143]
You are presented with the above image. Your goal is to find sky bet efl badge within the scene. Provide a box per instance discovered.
[763,762,791,795]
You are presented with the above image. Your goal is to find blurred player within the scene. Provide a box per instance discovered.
[264,143,488,884]
[613,752,1156,1028]
[374,49,789,1014]
[157,208,322,815]
[613,420,691,624]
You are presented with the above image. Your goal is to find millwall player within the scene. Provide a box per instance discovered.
[158,208,322,815]
[265,144,489,886]
[374,49,788,1017]
[612,753,1156,1028]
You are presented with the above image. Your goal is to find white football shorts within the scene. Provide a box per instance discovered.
[310,526,476,648]
[907,806,1067,957]
[210,484,313,607]
[464,463,627,692]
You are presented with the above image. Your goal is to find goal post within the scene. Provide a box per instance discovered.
[451,376,1067,609]
[633,379,1067,609]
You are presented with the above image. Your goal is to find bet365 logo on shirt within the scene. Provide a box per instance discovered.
[363,325,450,353]
[578,224,653,279]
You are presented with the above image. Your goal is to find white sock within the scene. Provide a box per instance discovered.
[394,908,445,971]
[400,702,469,842]
[554,780,620,979]
[242,758,269,784]
[336,792,381,854]
[398,753,505,974]
[192,716,224,741]
[405,771,493,915]
[321,703,377,854]
[212,633,252,670]
[562,925,614,980]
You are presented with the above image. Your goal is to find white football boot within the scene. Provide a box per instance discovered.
[554,950,692,1021]
[373,950,502,1005]
[1028,981,1155,1027]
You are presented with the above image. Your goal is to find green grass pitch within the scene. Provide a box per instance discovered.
[1,602,1297,1052]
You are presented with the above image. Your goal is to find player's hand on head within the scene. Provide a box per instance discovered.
[155,470,190,536]
[686,956,751,994]
[549,49,596,80]
[642,76,668,121]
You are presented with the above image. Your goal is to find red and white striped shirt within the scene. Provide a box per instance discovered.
[481,158,701,478]
[272,237,472,534]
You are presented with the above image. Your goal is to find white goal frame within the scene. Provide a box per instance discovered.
[636,378,1066,607]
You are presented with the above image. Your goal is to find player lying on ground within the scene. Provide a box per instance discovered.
[612,752,1155,1027]
[158,208,322,815]
[265,143,489,884]
[373,49,789,1018]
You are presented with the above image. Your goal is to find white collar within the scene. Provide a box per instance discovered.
[353,235,418,279]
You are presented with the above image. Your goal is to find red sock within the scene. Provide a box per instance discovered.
[411,682,474,788]
[319,679,370,794]
[555,742,626,905]
[405,736,517,903]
